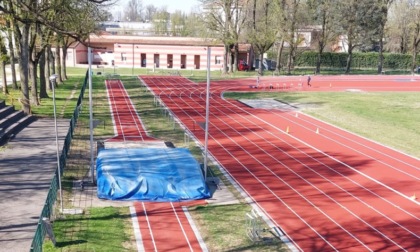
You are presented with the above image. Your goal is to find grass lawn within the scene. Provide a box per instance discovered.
[43,207,135,252]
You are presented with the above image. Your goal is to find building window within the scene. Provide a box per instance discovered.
[121,53,127,61]
[215,56,222,64]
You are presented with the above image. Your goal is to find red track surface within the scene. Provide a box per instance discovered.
[105,79,156,142]
[105,79,207,252]
[140,75,420,251]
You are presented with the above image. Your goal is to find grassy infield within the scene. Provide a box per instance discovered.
[1,68,419,251]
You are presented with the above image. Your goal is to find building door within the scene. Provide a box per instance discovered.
[154,54,160,68]
[194,55,200,69]
[167,54,173,68]
[181,55,186,69]
[141,53,146,67]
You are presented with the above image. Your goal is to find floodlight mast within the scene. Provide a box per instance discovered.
[204,46,211,180]
[49,74,63,213]
[88,47,94,183]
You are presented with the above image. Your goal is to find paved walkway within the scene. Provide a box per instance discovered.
[0,118,68,252]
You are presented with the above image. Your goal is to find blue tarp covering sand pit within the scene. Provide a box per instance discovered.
[96,148,211,201]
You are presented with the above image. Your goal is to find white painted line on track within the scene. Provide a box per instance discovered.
[130,206,145,252]
[141,202,158,252]
[170,203,194,252]
[182,206,208,252]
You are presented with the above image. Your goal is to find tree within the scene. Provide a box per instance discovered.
[183,10,207,37]
[337,0,382,73]
[124,0,144,21]
[170,11,186,36]
[5,19,18,89]
[406,1,420,73]
[386,1,410,53]
[200,0,236,74]
[152,7,170,35]
[246,0,277,75]
[144,4,157,22]
[307,0,337,74]
[230,0,249,72]
[276,0,302,74]
[375,0,394,74]
[0,35,9,95]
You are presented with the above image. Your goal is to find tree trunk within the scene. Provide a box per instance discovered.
[377,29,384,74]
[55,42,63,83]
[316,45,324,75]
[345,46,353,74]
[223,44,229,74]
[258,53,264,76]
[61,44,68,80]
[18,23,31,114]
[287,45,295,75]
[29,58,39,106]
[39,49,48,99]
[45,47,51,91]
[233,43,239,72]
[275,40,284,74]
[229,45,233,73]
[6,20,18,90]
[1,61,7,95]
[412,43,418,74]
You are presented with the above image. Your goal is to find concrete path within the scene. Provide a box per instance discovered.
[0,118,68,252]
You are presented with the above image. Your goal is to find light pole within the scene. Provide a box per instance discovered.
[49,74,63,213]
[88,47,95,183]
[204,46,211,180]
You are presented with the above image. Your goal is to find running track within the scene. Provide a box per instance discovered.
[105,79,208,252]
[139,75,420,251]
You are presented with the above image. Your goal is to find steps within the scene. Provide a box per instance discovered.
[0,100,36,145]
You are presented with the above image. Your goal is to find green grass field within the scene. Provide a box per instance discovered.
[2,67,418,251]
[224,91,420,158]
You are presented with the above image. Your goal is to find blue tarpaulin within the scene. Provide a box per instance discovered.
[96,148,211,201]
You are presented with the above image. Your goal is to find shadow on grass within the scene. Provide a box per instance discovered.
[55,239,87,247]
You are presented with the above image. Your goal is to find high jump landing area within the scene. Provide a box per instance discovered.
[96,147,211,201]
[96,79,210,202]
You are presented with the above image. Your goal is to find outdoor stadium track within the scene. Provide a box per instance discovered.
[139,74,420,252]
[105,79,209,252]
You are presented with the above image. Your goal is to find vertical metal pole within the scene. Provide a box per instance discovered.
[50,76,63,213]
[88,47,94,183]
[132,43,134,76]
[204,47,211,180]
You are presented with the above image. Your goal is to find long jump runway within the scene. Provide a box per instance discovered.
[105,80,208,252]
[140,75,420,251]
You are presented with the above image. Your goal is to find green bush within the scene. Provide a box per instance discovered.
[293,51,419,70]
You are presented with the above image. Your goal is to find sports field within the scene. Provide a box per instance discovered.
[41,73,420,251]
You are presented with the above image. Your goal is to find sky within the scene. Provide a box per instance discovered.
[114,0,201,14]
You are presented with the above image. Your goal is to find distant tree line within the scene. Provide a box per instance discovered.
[119,0,418,76]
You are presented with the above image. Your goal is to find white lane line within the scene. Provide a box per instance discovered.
[142,202,158,252]
[182,206,208,252]
[130,206,145,252]
[276,110,420,176]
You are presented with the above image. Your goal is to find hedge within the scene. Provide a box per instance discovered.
[271,51,419,70]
